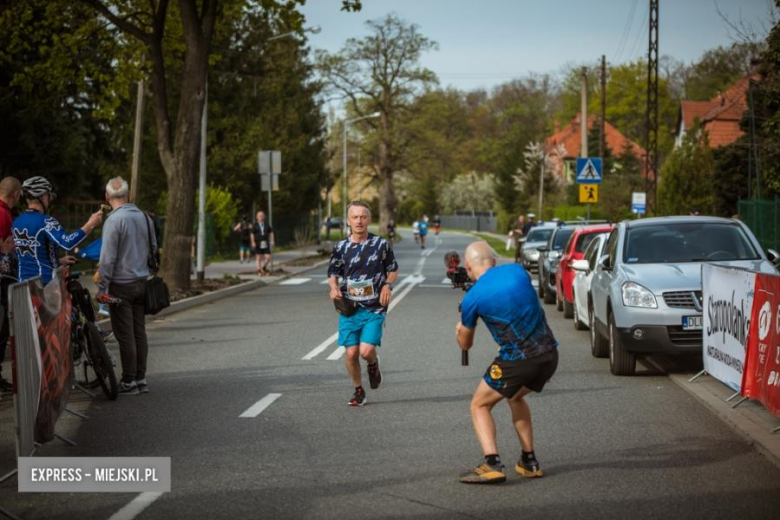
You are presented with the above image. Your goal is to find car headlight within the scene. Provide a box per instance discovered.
[548,251,560,260]
[622,282,657,308]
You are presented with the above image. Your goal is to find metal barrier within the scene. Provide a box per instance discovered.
[440,214,497,233]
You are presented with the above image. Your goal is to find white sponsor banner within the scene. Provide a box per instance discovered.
[702,264,757,391]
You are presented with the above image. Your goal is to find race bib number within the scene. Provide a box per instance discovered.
[260,240,268,249]
[346,279,376,301]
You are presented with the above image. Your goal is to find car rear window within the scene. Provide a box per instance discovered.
[552,228,574,251]
[623,222,760,263]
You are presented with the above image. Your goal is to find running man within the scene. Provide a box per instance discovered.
[412,220,420,244]
[418,217,429,249]
[433,215,442,235]
[455,241,558,484]
[251,211,274,275]
[328,201,399,406]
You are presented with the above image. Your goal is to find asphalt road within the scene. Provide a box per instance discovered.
[2,230,780,520]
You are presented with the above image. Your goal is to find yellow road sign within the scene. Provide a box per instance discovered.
[579,184,598,204]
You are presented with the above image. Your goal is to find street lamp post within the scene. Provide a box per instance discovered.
[343,112,380,233]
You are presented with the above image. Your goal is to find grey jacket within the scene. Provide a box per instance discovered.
[98,203,157,293]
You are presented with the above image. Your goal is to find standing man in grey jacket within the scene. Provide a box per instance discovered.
[97,177,157,395]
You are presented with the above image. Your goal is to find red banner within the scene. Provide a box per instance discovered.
[29,269,73,444]
[743,272,780,418]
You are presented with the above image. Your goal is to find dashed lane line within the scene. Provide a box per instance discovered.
[239,393,283,418]
[109,492,164,520]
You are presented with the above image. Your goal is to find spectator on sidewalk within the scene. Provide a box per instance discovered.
[233,216,252,264]
[0,176,21,394]
[97,176,157,396]
[251,211,274,276]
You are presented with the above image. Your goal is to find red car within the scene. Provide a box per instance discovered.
[555,223,614,318]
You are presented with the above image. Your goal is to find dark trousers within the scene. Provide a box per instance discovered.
[109,279,149,383]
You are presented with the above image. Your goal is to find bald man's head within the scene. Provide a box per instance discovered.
[464,241,496,280]
[0,176,21,206]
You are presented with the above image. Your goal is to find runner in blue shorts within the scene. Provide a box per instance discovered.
[328,201,399,406]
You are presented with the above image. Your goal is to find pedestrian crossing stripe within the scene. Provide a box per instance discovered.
[279,278,311,285]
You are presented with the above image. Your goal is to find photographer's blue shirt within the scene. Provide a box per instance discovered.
[460,264,557,361]
[13,210,86,285]
[328,233,398,315]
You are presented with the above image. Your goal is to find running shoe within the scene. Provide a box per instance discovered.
[348,387,366,406]
[367,357,382,389]
[118,381,139,396]
[515,457,543,478]
[135,379,149,394]
[458,462,506,484]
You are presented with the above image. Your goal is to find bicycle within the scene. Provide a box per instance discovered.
[66,272,119,400]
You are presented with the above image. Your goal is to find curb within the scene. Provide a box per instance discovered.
[97,258,331,330]
[666,372,780,471]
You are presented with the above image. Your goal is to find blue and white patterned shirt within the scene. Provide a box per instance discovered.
[327,233,398,314]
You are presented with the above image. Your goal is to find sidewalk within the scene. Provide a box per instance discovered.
[79,245,329,295]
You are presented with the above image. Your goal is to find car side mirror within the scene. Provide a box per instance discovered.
[768,249,780,264]
[598,254,612,271]
[571,259,589,272]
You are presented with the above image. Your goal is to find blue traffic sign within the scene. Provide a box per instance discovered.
[576,158,602,184]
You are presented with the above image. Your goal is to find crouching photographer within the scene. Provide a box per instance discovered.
[453,241,559,485]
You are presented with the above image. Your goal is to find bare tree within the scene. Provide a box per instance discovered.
[318,14,438,231]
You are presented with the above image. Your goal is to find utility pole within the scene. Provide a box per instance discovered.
[196,80,208,282]
[581,67,590,221]
[600,55,606,160]
[129,78,145,203]
[581,67,588,159]
[645,0,660,213]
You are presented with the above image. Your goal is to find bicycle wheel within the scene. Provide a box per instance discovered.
[85,322,118,400]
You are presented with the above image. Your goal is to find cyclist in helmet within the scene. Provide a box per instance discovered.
[12,176,103,284]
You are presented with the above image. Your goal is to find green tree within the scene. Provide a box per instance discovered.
[657,125,715,215]
[752,5,780,196]
[318,14,438,232]
[684,43,762,101]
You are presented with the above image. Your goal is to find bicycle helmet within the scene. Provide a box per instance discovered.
[22,176,56,199]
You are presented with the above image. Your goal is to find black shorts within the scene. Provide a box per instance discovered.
[483,349,558,398]
[255,247,271,255]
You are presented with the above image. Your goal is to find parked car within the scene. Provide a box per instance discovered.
[555,224,614,319]
[537,225,576,305]
[324,217,344,230]
[571,232,610,333]
[590,216,779,376]
[520,224,555,271]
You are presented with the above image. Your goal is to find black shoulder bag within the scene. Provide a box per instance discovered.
[143,213,170,315]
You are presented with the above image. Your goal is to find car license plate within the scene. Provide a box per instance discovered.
[683,316,703,330]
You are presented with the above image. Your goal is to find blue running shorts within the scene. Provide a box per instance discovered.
[338,306,386,347]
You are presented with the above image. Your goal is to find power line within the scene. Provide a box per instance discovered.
[614,0,639,62]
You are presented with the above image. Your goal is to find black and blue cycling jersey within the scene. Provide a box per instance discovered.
[13,210,87,284]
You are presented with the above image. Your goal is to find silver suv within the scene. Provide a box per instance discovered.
[589,216,778,376]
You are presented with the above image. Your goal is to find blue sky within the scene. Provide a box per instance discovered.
[300,0,774,93]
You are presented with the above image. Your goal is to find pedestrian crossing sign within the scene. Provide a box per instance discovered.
[579,184,598,204]
[576,157,603,184]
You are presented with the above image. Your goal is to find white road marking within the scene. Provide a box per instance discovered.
[327,346,346,360]
[441,277,450,284]
[419,284,453,288]
[279,278,311,285]
[109,492,164,520]
[388,275,424,312]
[302,332,339,360]
[240,393,282,418]
[320,279,331,284]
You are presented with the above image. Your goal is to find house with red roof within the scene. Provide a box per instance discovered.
[544,113,646,182]
[675,73,760,149]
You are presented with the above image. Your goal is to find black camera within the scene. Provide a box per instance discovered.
[444,251,473,291]
[445,251,472,366]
